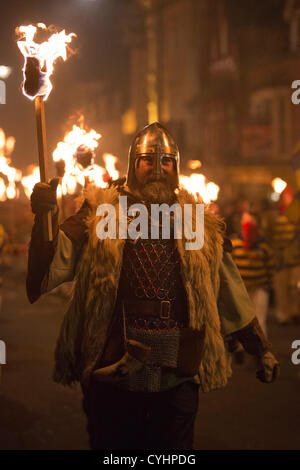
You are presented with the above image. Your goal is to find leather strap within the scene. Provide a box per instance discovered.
[122,299,174,319]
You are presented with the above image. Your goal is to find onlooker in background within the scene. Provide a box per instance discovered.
[231,212,274,338]
[222,200,238,238]
[271,186,300,325]
[252,199,276,246]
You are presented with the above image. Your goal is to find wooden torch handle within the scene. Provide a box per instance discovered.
[34,96,53,242]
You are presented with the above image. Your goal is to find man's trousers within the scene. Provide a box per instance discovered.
[273,265,300,323]
[248,287,269,337]
[81,379,199,450]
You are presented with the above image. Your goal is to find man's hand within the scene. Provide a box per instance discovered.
[30,178,59,215]
[256,351,280,383]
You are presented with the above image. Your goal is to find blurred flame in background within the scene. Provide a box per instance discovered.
[0,128,22,200]
[187,160,202,170]
[0,125,219,205]
[271,177,287,194]
[0,178,6,201]
[53,120,120,195]
[180,166,220,204]
[102,153,119,181]
[53,123,102,195]
[21,165,40,199]
[16,23,76,101]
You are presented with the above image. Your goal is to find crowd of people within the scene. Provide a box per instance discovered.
[216,187,300,355]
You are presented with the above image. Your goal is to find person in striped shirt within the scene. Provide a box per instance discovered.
[231,212,274,337]
[271,186,300,324]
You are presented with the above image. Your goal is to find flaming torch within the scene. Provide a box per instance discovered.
[16,23,76,240]
[52,124,102,194]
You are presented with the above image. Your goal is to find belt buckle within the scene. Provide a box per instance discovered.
[160,300,171,319]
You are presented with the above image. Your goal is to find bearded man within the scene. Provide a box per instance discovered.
[27,122,279,450]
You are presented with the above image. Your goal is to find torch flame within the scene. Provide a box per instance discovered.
[16,23,76,100]
[179,173,220,204]
[6,183,17,200]
[206,182,220,202]
[87,164,107,188]
[53,118,121,194]
[271,177,287,194]
[0,128,22,201]
[0,178,6,202]
[103,153,120,181]
[21,165,40,199]
[53,124,102,194]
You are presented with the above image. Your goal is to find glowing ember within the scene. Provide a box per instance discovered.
[21,165,40,199]
[16,23,76,101]
[179,173,220,204]
[271,177,287,194]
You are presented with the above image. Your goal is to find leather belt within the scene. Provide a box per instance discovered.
[122,299,173,320]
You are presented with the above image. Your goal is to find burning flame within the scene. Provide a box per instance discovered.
[0,128,22,200]
[103,154,119,181]
[53,124,102,195]
[52,121,119,195]
[187,160,202,170]
[271,177,287,194]
[0,178,6,202]
[21,165,40,199]
[16,23,76,100]
[87,164,108,189]
[179,173,220,204]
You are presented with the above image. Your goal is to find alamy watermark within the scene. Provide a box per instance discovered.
[291,340,300,365]
[0,340,6,365]
[0,80,6,104]
[96,196,204,250]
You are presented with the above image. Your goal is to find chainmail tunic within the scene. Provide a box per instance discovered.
[115,238,189,392]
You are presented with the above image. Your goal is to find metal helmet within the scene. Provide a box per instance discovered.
[126,122,180,187]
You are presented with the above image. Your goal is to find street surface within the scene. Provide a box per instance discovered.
[0,255,299,450]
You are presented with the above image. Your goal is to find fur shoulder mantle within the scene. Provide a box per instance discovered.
[54,183,231,392]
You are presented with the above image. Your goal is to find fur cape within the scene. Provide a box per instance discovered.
[53,185,232,392]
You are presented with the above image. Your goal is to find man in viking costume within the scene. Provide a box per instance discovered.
[27,123,279,450]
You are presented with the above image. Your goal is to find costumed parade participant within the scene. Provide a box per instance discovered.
[231,212,274,337]
[271,186,300,325]
[26,122,279,450]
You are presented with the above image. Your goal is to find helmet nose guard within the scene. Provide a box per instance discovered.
[126,122,180,187]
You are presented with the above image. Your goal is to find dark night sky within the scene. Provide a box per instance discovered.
[0,0,130,172]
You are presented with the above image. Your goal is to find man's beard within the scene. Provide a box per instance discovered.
[131,176,177,204]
